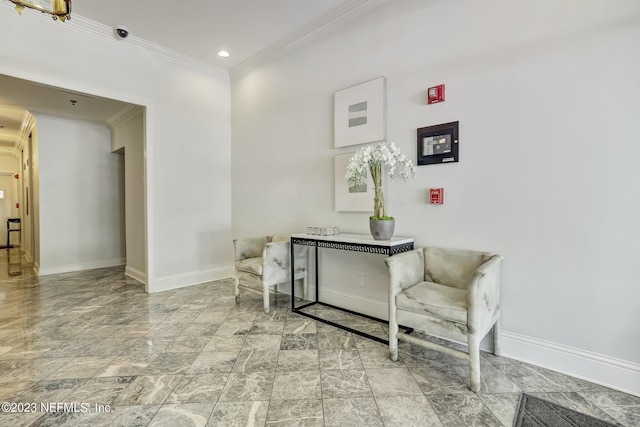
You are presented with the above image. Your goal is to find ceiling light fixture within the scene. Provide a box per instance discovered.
[217,50,230,58]
[6,0,71,22]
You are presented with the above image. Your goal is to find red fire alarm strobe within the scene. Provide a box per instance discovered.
[427,84,445,104]
[430,188,444,205]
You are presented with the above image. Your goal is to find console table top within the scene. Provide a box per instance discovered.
[291,232,413,247]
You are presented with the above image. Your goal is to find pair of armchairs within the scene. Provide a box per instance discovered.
[233,235,307,313]
[385,246,503,392]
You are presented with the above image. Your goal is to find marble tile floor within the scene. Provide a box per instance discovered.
[0,252,638,426]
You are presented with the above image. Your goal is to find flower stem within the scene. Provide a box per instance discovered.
[370,163,385,218]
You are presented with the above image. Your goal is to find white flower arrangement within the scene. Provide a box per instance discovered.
[345,141,415,219]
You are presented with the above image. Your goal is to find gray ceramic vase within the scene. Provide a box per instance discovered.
[369,218,395,240]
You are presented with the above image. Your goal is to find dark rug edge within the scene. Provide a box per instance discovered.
[513,393,618,427]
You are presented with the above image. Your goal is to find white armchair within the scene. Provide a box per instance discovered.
[385,246,503,392]
[233,235,307,313]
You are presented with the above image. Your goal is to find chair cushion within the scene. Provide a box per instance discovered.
[396,281,468,323]
[236,257,263,276]
[423,247,493,290]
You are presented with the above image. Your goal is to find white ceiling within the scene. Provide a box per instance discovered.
[0,74,140,151]
[0,0,376,152]
[73,0,353,70]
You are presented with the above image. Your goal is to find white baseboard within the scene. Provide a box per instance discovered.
[38,258,126,276]
[149,265,235,293]
[125,265,146,284]
[295,289,640,396]
[502,330,640,397]
[318,288,388,320]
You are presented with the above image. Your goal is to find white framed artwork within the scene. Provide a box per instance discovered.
[334,76,386,148]
[334,153,375,212]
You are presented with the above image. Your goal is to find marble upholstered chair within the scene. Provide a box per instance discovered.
[385,246,503,392]
[233,235,307,313]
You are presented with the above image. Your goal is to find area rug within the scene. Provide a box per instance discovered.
[513,393,617,427]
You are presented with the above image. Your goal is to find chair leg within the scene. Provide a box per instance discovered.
[493,318,502,356]
[389,315,399,362]
[468,335,481,393]
[234,277,240,304]
[302,276,308,301]
[263,286,270,314]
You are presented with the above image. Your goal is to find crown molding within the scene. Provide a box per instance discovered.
[0,3,228,82]
[107,105,143,129]
[4,0,386,82]
[230,0,388,79]
[15,110,36,154]
[69,15,229,82]
[18,109,35,138]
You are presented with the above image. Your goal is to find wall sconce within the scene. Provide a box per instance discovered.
[6,0,71,22]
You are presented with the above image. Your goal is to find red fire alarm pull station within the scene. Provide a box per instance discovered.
[430,188,444,205]
[427,84,445,104]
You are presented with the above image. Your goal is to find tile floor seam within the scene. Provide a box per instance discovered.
[1,260,639,426]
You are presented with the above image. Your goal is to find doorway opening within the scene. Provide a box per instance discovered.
[0,73,147,285]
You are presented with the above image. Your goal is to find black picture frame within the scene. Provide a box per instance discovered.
[417,121,459,166]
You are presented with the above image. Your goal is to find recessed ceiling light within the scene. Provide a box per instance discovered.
[217,50,230,58]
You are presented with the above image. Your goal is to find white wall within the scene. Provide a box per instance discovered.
[231,0,640,394]
[0,7,233,291]
[35,114,124,274]
[111,109,146,283]
[0,154,18,171]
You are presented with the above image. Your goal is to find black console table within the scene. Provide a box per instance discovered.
[6,218,21,249]
[290,233,414,344]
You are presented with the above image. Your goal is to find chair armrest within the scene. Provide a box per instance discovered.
[233,236,269,261]
[263,240,290,285]
[384,249,425,297]
[468,255,503,331]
